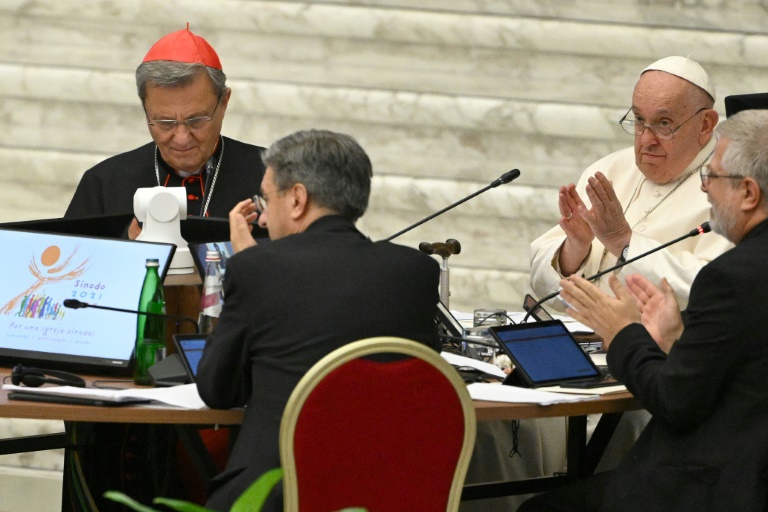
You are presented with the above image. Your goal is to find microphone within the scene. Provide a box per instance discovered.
[522,222,711,323]
[384,169,521,242]
[63,299,200,333]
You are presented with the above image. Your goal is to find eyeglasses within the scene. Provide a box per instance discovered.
[699,164,744,186]
[253,194,267,214]
[253,190,281,214]
[619,107,708,141]
[147,94,222,132]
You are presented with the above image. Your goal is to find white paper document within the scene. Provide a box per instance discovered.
[441,352,507,379]
[3,383,206,409]
[537,384,627,395]
[466,382,599,406]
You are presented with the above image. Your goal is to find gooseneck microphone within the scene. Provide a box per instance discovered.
[384,169,521,242]
[63,299,200,333]
[522,222,712,323]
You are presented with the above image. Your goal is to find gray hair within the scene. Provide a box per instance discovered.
[262,130,372,222]
[687,83,715,109]
[135,61,227,103]
[717,109,768,197]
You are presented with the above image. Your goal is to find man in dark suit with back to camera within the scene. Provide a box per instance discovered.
[196,129,441,511]
[519,108,768,511]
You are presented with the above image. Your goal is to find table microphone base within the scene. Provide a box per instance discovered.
[148,354,188,387]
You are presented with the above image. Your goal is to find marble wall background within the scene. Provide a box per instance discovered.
[2,0,768,312]
[1,0,767,507]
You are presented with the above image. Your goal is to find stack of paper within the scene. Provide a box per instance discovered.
[467,382,599,405]
[3,383,206,409]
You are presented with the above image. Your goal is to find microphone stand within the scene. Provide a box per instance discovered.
[64,299,200,333]
[384,169,521,242]
[522,222,711,323]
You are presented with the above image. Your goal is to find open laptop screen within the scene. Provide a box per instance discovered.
[172,333,207,382]
[0,228,175,374]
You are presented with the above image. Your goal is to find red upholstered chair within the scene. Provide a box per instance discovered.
[279,337,476,512]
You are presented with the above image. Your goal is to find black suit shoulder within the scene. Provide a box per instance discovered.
[229,224,438,281]
[604,221,768,512]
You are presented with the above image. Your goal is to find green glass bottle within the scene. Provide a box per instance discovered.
[134,258,166,385]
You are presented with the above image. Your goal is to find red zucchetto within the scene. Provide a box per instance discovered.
[142,23,222,70]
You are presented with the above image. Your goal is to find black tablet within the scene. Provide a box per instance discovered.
[488,320,608,388]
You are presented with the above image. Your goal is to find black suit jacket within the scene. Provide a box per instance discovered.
[196,215,440,511]
[604,219,768,512]
[64,136,265,219]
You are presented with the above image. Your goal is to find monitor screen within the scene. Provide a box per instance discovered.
[0,228,175,374]
[724,93,768,118]
[173,333,207,381]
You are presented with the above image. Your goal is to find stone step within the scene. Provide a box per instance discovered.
[1,0,765,311]
[2,5,766,107]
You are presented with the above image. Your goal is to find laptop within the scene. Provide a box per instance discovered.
[172,333,208,383]
[0,228,175,375]
[488,320,615,388]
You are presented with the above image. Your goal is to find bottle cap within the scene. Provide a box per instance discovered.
[145,258,160,267]
[205,250,221,261]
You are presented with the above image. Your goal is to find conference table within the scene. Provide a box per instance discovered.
[0,367,640,508]
[0,368,243,511]
[467,391,640,499]
[0,274,642,506]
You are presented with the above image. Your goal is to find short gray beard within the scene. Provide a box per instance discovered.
[710,205,737,243]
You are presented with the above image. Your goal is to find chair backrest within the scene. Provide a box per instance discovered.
[280,337,476,512]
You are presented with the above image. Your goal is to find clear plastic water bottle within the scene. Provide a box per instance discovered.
[134,258,166,385]
[198,250,224,334]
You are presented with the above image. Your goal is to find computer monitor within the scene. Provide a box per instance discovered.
[724,93,768,118]
[0,213,135,238]
[0,228,175,375]
[0,215,269,243]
